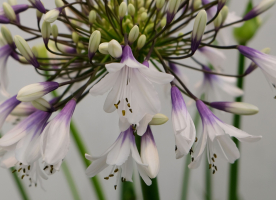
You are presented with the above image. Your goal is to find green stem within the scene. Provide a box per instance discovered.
[135,135,160,200]
[228,47,246,200]
[205,158,212,200]
[10,168,30,200]
[120,181,136,200]
[70,121,105,200]
[61,162,81,200]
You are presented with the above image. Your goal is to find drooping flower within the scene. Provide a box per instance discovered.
[90,45,174,135]
[40,99,76,174]
[169,62,189,86]
[194,65,243,101]
[188,100,262,169]
[198,47,226,71]
[85,126,152,189]
[171,86,196,159]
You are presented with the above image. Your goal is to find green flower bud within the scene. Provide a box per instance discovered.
[44,8,61,23]
[138,0,144,8]
[156,0,165,10]
[89,10,97,24]
[193,0,202,10]
[191,10,207,52]
[128,25,139,44]
[88,30,101,60]
[108,39,122,58]
[52,24,59,40]
[31,98,51,112]
[119,2,127,19]
[8,0,17,6]
[55,0,64,8]
[145,23,154,34]
[149,113,169,125]
[213,12,222,30]
[72,32,79,43]
[128,4,135,16]
[137,34,146,49]
[160,17,166,27]
[141,12,148,21]
[0,33,7,46]
[99,42,109,54]
[221,6,228,24]
[1,26,13,45]
[146,0,151,8]
[36,9,43,21]
[138,7,146,13]
[31,46,39,58]
[3,2,16,21]
[41,21,51,45]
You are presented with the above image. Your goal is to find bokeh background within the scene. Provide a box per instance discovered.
[0,0,275,199]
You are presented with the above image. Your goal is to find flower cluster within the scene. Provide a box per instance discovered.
[0,0,274,190]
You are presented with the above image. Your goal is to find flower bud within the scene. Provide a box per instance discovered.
[193,0,202,10]
[77,42,84,54]
[160,17,166,27]
[217,0,226,11]
[149,113,169,125]
[191,10,207,52]
[210,102,259,115]
[213,12,222,30]
[31,98,51,111]
[128,25,139,44]
[10,103,36,117]
[88,30,101,60]
[44,8,62,23]
[99,42,109,54]
[36,9,43,22]
[8,0,17,6]
[72,32,79,44]
[41,21,51,45]
[31,46,39,57]
[89,10,97,24]
[3,2,16,22]
[14,35,40,68]
[128,4,135,16]
[55,0,64,8]
[137,34,146,50]
[52,24,58,40]
[1,26,13,45]
[156,0,165,10]
[167,0,181,24]
[0,33,7,46]
[243,0,276,21]
[138,0,144,8]
[108,39,122,58]
[17,82,59,102]
[221,6,228,24]
[28,0,46,14]
[141,12,148,21]
[119,2,127,19]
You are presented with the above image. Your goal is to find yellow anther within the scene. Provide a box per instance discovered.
[114,104,118,109]
[28,165,30,170]
[209,164,212,169]
[212,157,215,162]
[127,103,130,107]
[122,110,126,116]
[114,169,119,173]
[104,177,109,180]
[114,185,117,190]
[125,98,128,102]
[109,174,114,177]
[18,168,22,172]
[21,175,25,179]
[12,169,17,173]
[213,154,217,158]
[129,109,132,113]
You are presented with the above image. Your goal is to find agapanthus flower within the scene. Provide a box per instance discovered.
[90,45,174,136]
[188,100,262,169]
[198,47,226,71]
[85,126,152,189]
[171,86,196,159]
[0,95,20,129]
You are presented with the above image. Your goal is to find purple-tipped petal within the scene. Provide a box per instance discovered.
[29,0,46,14]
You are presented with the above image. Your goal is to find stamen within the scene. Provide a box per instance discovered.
[21,175,25,179]
[209,164,212,169]
[20,163,22,166]
[127,103,130,107]
[114,104,118,109]
[195,137,198,142]
[114,169,119,173]
[212,157,215,162]
[109,174,114,177]
[12,169,17,173]
[114,185,117,190]
[43,166,48,170]
[18,168,22,172]
[215,166,217,171]
[191,157,194,162]
[129,109,132,113]
[28,165,31,170]
[117,100,120,105]
[122,110,126,116]
[23,169,26,173]
[213,154,217,158]
[104,177,109,180]
[213,170,215,174]
[125,98,128,102]
[175,145,177,151]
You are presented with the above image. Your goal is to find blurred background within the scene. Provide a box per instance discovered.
[0,0,275,199]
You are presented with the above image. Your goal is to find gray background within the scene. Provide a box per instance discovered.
[0,0,275,199]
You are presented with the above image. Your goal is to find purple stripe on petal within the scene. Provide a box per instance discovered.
[120,45,136,63]
[171,85,186,112]
[12,4,29,14]
[143,60,149,68]
[56,99,76,125]
[196,100,217,125]
[141,126,156,146]
[30,0,46,14]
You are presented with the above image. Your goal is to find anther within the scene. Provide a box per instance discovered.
[35,183,37,187]
[175,145,177,151]
[209,164,212,169]
[212,157,215,162]
[28,165,30,170]
[195,137,198,142]
[213,170,215,174]
[125,98,128,102]
[109,174,114,177]
[23,169,26,173]
[104,177,109,180]
[43,166,48,170]
[192,157,194,162]
[215,166,217,171]
[114,169,119,173]
[114,104,118,109]
[117,100,120,105]
[127,103,130,107]
[129,109,132,113]
[21,175,25,179]
[121,177,124,182]
[213,154,217,158]
[12,169,17,173]
[18,168,22,172]
[122,110,126,116]
[20,163,22,165]
[114,185,117,190]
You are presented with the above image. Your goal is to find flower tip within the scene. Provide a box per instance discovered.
[149,113,169,125]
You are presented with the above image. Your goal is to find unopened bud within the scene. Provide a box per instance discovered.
[41,21,51,45]
[108,39,122,58]
[31,98,51,111]
[1,26,13,45]
[31,46,39,57]
[213,12,222,30]
[14,35,40,68]
[156,0,165,10]
[119,2,127,19]
[160,17,166,27]
[149,113,169,125]
[89,10,97,24]
[0,33,7,46]
[55,0,64,8]
[137,34,146,50]
[99,42,109,54]
[167,0,181,24]
[128,4,135,16]
[3,2,16,21]
[243,0,276,21]
[210,102,259,115]
[17,82,59,102]
[72,32,79,43]
[128,25,139,44]
[36,9,43,22]
[28,0,46,13]
[44,8,62,23]
[8,0,17,6]
[88,30,101,60]
[191,10,207,52]
[217,0,226,11]
[221,6,228,24]
[138,0,144,8]
[141,12,148,21]
[52,24,58,40]
[193,0,202,10]
[10,103,36,117]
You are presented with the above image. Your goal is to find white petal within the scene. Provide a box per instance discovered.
[121,156,134,182]
[139,68,174,84]
[0,150,17,168]
[137,164,152,186]
[86,155,109,178]
[137,114,153,136]
[105,63,125,73]
[119,117,131,132]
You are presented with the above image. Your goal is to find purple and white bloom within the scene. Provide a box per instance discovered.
[198,46,226,71]
[0,95,20,129]
[44,8,62,23]
[28,0,46,14]
[17,82,59,102]
[85,126,152,188]
[194,65,243,101]
[171,86,196,159]
[141,126,159,178]
[40,99,76,174]
[201,0,217,20]
[166,0,181,25]
[90,45,174,136]
[210,101,259,115]
[169,62,189,86]
[238,45,276,90]
[243,0,276,21]
[191,10,207,53]
[188,100,262,169]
